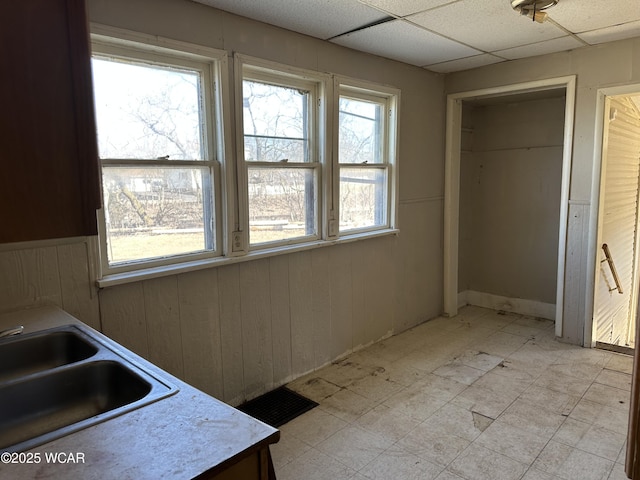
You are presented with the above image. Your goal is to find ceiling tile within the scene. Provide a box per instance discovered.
[408,0,566,52]
[426,53,504,73]
[359,0,457,17]
[192,0,387,39]
[495,35,584,60]
[549,0,640,34]
[578,20,640,45]
[331,19,480,66]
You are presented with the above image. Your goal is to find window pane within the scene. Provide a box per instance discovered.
[243,80,309,162]
[339,97,384,164]
[102,167,214,264]
[248,167,317,245]
[92,57,204,160]
[339,167,388,232]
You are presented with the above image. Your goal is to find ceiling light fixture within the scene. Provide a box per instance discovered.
[511,0,558,23]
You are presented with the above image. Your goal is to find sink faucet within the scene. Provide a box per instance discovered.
[0,325,24,338]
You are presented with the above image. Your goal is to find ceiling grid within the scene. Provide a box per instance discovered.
[192,0,640,73]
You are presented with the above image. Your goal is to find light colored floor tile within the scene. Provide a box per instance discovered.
[288,376,342,402]
[518,384,579,415]
[556,413,626,460]
[547,361,604,382]
[448,444,528,480]
[435,471,466,480]
[398,421,471,468]
[472,331,529,357]
[451,383,517,420]
[583,383,631,408]
[382,387,447,422]
[513,315,554,331]
[411,373,468,402]
[380,361,426,386]
[575,425,626,461]
[605,354,633,374]
[346,373,405,403]
[616,440,627,464]
[533,440,574,474]
[534,441,614,480]
[595,369,632,391]
[318,358,384,388]
[476,420,548,464]
[533,370,592,397]
[507,343,561,366]
[320,388,376,422]
[282,408,348,446]
[277,448,357,480]
[502,322,547,338]
[608,462,629,480]
[558,347,611,367]
[269,431,311,469]
[358,446,443,480]
[521,468,563,479]
[392,348,454,374]
[316,425,391,471]
[475,368,536,395]
[451,350,504,372]
[422,403,490,441]
[279,306,632,480]
[569,398,629,435]
[355,404,419,443]
[432,363,486,385]
[499,399,567,440]
[553,417,592,447]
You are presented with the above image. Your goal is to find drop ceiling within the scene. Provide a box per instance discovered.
[191,0,640,73]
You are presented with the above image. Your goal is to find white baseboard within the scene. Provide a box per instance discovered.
[457,290,556,321]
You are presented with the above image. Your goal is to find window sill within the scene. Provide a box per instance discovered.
[96,228,399,288]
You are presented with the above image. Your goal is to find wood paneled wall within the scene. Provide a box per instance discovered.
[0,239,100,330]
[99,236,403,405]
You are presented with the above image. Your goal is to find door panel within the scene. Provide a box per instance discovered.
[594,96,640,347]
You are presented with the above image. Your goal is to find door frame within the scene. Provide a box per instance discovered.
[444,76,577,339]
[587,84,640,347]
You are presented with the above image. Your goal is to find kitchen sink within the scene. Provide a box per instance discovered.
[0,328,98,383]
[0,325,178,452]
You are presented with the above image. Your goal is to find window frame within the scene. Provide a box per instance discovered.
[234,55,332,251]
[90,28,400,288]
[91,30,232,277]
[334,78,400,237]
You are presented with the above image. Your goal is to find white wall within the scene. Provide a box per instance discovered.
[459,97,564,305]
[447,37,640,344]
[0,0,445,405]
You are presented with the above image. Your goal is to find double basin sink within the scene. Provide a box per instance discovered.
[0,324,178,452]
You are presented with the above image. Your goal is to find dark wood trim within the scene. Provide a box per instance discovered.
[65,0,101,235]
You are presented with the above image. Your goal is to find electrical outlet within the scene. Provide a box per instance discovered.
[232,231,243,252]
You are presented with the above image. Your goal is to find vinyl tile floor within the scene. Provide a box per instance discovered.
[271,306,633,480]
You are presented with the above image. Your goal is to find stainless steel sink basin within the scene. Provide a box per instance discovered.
[0,328,98,383]
[0,325,178,452]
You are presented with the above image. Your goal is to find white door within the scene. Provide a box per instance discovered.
[594,95,640,347]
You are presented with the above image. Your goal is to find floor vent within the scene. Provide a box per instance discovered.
[237,386,318,427]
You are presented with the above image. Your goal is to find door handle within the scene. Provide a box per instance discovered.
[601,243,624,294]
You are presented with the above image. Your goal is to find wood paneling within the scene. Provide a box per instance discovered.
[178,269,224,399]
[144,276,183,378]
[100,281,149,357]
[95,238,425,404]
[218,265,245,404]
[239,259,274,397]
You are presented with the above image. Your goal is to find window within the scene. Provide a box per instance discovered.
[338,86,397,234]
[90,32,399,284]
[240,65,324,248]
[91,40,225,274]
